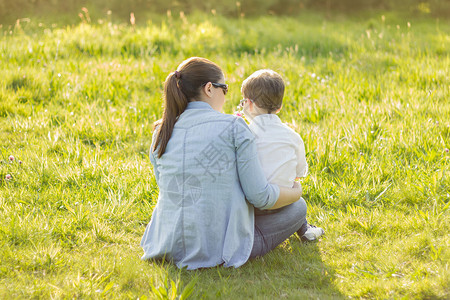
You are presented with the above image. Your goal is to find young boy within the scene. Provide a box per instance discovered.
[240,69,324,242]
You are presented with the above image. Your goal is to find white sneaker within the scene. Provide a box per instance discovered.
[300,224,324,242]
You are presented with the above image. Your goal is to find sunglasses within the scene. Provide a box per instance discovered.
[239,98,254,107]
[203,82,228,95]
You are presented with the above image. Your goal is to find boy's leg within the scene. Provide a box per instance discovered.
[297,221,308,236]
[250,198,307,258]
[299,223,325,242]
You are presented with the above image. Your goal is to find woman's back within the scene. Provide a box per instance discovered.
[141,101,279,269]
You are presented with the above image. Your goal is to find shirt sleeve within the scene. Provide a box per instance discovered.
[295,133,308,178]
[149,128,160,184]
[234,118,280,209]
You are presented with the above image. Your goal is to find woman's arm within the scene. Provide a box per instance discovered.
[267,182,302,210]
[149,128,160,184]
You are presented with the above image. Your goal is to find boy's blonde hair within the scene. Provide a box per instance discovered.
[241,69,285,113]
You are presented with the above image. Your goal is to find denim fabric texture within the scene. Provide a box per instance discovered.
[250,198,307,258]
[140,101,280,269]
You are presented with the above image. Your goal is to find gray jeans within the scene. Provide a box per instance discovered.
[250,198,308,258]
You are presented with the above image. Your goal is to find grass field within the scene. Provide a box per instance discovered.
[1,10,449,299]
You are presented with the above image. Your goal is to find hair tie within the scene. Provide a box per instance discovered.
[174,70,181,79]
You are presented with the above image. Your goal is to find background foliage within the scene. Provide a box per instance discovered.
[1,0,450,24]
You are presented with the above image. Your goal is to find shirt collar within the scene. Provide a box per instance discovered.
[186,101,214,110]
[251,114,282,124]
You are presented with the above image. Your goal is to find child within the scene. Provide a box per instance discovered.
[240,69,324,242]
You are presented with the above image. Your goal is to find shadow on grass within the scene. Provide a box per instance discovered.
[158,236,343,299]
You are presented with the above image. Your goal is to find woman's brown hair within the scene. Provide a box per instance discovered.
[153,57,224,158]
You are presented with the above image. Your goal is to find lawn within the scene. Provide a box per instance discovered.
[0,10,449,299]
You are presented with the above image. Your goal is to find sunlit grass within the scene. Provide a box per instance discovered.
[1,11,449,299]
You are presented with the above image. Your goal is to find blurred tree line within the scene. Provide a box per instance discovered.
[1,0,449,23]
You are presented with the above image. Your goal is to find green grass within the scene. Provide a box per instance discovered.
[1,10,449,299]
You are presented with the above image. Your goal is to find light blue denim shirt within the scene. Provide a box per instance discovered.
[140,101,280,269]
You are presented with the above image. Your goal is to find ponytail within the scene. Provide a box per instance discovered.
[153,72,188,158]
[152,57,224,158]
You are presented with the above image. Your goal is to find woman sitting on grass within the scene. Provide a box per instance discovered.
[141,57,308,269]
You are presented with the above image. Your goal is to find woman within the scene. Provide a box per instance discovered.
[141,57,307,269]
